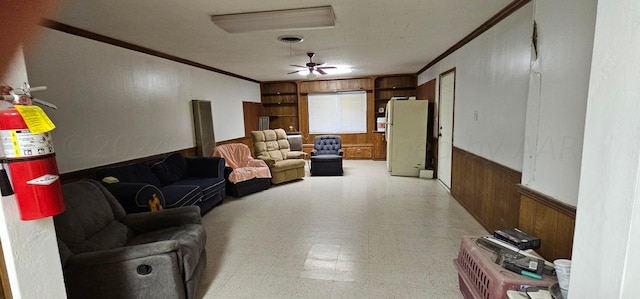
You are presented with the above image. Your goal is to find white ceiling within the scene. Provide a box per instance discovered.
[49,0,512,82]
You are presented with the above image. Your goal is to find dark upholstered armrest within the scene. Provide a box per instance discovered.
[122,206,202,233]
[100,182,166,214]
[224,166,233,180]
[338,149,344,156]
[64,240,180,267]
[186,156,225,178]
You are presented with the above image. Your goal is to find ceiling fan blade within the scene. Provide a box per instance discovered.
[287,53,336,75]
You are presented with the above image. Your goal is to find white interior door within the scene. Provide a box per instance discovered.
[438,70,455,188]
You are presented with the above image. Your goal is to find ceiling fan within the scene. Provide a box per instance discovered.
[288,53,336,78]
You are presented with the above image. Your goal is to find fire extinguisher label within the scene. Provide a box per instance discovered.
[0,130,55,158]
[26,174,59,186]
[14,105,56,134]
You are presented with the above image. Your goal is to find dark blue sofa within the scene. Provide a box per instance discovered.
[95,153,225,215]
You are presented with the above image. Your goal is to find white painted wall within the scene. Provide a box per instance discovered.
[571,0,640,297]
[520,0,597,207]
[0,50,67,299]
[418,4,532,171]
[24,29,261,173]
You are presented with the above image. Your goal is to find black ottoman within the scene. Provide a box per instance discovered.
[311,155,343,176]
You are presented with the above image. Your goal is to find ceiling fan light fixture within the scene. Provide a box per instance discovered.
[324,66,353,75]
[211,6,335,34]
[306,72,317,80]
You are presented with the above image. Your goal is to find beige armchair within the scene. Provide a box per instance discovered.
[251,128,306,184]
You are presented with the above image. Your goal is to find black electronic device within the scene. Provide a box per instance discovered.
[493,228,541,250]
[496,252,545,275]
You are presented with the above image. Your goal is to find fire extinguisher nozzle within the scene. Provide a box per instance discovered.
[0,169,14,196]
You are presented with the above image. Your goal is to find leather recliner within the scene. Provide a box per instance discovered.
[54,179,207,299]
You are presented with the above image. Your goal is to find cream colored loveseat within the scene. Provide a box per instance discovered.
[251,129,306,184]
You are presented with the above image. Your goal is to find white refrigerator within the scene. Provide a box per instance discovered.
[385,99,429,177]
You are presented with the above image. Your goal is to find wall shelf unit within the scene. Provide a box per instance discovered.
[261,81,299,130]
[372,74,417,159]
[374,74,417,119]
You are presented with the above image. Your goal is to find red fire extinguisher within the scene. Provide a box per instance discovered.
[0,84,65,220]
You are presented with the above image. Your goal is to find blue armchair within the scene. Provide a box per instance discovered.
[310,135,344,176]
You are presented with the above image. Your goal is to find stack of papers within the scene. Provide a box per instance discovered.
[506,289,553,299]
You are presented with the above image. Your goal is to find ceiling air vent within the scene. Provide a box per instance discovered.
[278,35,304,43]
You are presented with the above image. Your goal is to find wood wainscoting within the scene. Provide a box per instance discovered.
[60,148,198,184]
[60,136,258,184]
[451,147,522,233]
[517,184,575,261]
[450,146,576,262]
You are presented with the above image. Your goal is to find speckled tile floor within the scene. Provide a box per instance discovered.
[197,160,487,299]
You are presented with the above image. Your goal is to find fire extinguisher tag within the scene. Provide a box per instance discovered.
[26,174,59,186]
[14,105,56,134]
[0,130,54,158]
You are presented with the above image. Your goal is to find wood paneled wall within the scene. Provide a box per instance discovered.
[451,146,522,232]
[60,147,198,184]
[450,146,576,262]
[217,136,252,148]
[417,79,436,102]
[517,185,575,261]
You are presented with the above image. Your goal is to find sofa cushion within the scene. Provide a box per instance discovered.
[160,185,202,209]
[176,177,225,202]
[310,155,342,161]
[95,163,162,188]
[271,159,306,172]
[152,153,188,186]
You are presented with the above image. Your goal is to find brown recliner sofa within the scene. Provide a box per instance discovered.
[251,128,306,184]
